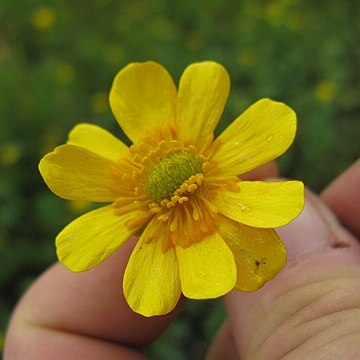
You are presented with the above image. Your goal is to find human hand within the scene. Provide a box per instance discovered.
[4,160,360,359]
[208,159,360,359]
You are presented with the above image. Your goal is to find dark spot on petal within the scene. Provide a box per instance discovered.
[254,258,267,274]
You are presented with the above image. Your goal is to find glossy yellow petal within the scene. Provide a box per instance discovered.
[213,99,296,176]
[176,232,236,299]
[39,144,118,202]
[214,180,304,228]
[109,61,177,143]
[217,215,286,291]
[177,62,230,151]
[67,123,129,163]
[56,205,141,272]
[123,220,181,317]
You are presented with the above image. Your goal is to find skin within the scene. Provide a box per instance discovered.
[4,159,360,359]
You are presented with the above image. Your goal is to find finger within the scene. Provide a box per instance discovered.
[240,161,279,180]
[220,190,360,359]
[207,161,279,360]
[5,236,181,358]
[5,323,147,360]
[207,320,239,360]
[321,159,360,237]
[6,161,278,359]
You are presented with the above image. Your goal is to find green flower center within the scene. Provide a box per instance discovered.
[145,151,203,202]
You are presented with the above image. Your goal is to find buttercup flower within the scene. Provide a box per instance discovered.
[39,61,304,317]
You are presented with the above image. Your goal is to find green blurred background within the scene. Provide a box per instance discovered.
[0,0,359,358]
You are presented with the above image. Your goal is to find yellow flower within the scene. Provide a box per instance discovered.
[90,92,109,114]
[314,80,336,103]
[39,62,304,317]
[0,143,21,166]
[31,7,56,31]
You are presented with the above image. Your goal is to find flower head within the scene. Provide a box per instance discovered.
[31,7,56,31]
[39,61,304,317]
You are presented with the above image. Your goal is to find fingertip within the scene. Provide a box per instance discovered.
[321,159,360,237]
[12,235,182,349]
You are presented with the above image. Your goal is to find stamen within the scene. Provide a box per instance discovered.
[205,175,240,192]
[203,138,221,159]
[142,135,158,146]
[113,195,147,206]
[197,192,218,213]
[202,162,211,173]
[205,175,239,182]
[138,142,152,154]
[157,214,169,222]
[169,139,181,147]
[113,136,239,252]
[145,151,203,202]
[149,202,161,208]
[133,153,142,164]
[186,145,198,154]
[113,200,150,215]
[125,213,152,229]
[161,222,173,252]
[150,206,162,214]
[187,183,198,193]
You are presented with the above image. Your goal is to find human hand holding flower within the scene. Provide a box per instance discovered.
[6,62,360,358]
[209,160,360,359]
[5,160,360,359]
[36,62,304,316]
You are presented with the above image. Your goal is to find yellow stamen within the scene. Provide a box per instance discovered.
[113,200,150,215]
[113,136,240,251]
[145,151,203,202]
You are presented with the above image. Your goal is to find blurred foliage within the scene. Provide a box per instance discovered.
[0,0,359,358]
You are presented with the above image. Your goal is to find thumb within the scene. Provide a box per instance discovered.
[208,189,360,359]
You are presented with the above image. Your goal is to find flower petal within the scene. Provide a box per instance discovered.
[217,215,286,291]
[109,61,177,143]
[67,123,129,163]
[176,232,236,299]
[39,144,119,202]
[214,180,304,228]
[177,62,230,151]
[56,205,141,272]
[212,99,296,176]
[123,221,181,317]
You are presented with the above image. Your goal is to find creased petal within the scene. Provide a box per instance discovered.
[56,205,141,272]
[214,180,304,228]
[177,62,230,151]
[213,99,296,176]
[109,61,177,143]
[67,123,129,163]
[123,220,181,317]
[217,215,286,291]
[176,232,236,299]
[39,144,119,202]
